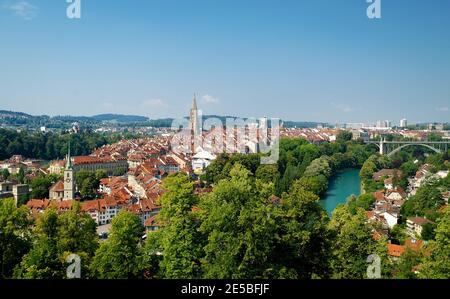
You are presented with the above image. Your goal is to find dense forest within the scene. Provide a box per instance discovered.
[202,132,376,196]
[0,129,132,160]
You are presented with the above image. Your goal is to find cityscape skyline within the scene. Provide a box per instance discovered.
[1,0,449,123]
[0,105,445,128]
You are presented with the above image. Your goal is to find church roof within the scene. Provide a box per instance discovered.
[50,180,64,192]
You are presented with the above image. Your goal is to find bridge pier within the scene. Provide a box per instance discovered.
[379,139,385,155]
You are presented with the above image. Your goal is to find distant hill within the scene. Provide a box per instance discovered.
[282,121,326,128]
[53,114,149,123]
[0,109,326,129]
[0,110,33,119]
[92,114,149,123]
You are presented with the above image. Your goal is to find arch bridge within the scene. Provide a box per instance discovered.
[365,139,450,156]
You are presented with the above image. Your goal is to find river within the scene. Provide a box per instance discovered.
[319,169,361,215]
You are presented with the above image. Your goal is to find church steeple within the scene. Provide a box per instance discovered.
[189,93,201,153]
[192,93,198,110]
[63,141,75,200]
[65,141,73,169]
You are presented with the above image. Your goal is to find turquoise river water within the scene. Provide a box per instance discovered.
[319,169,361,215]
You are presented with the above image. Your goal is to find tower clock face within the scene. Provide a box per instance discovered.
[66,178,72,183]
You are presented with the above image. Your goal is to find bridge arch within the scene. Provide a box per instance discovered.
[387,143,442,157]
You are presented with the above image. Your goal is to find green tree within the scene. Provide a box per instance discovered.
[426,154,445,171]
[303,156,332,178]
[347,144,373,167]
[255,164,280,184]
[16,194,30,207]
[90,211,144,279]
[18,167,25,184]
[277,163,301,195]
[389,225,408,244]
[401,183,444,221]
[273,182,331,278]
[393,247,423,279]
[418,207,450,278]
[201,153,230,185]
[95,169,108,181]
[348,194,375,215]
[421,223,437,241]
[200,164,279,279]
[57,202,98,278]
[0,199,32,278]
[295,175,328,197]
[75,170,101,199]
[30,174,60,199]
[15,209,64,279]
[328,205,378,278]
[360,160,377,180]
[336,131,353,143]
[146,173,203,279]
[427,133,443,142]
[1,168,10,180]
[400,161,419,178]
[375,155,393,170]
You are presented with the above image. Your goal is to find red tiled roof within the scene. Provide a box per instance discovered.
[50,200,73,211]
[387,244,405,257]
[49,180,64,192]
[373,169,402,181]
[408,217,434,226]
[405,239,423,251]
[144,216,159,227]
[27,199,50,210]
[366,211,375,220]
[81,200,100,212]
[373,191,385,201]
[73,156,125,165]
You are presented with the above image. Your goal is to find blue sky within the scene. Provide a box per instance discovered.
[0,0,449,124]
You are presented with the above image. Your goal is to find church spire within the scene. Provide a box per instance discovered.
[65,141,73,169]
[192,93,198,110]
[189,93,201,150]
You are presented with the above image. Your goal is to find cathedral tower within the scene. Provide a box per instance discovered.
[189,94,201,137]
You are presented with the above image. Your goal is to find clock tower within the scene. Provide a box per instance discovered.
[63,143,75,200]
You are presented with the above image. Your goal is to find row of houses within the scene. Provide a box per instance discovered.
[28,160,166,233]
[0,155,46,175]
[280,128,339,143]
[365,164,450,262]
[49,155,129,176]
[408,164,449,196]
[368,167,440,238]
[368,187,407,230]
